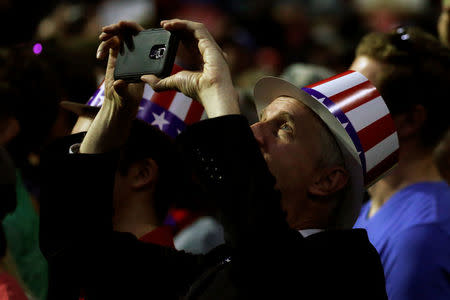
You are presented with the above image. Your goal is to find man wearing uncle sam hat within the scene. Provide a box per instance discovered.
[40,19,393,299]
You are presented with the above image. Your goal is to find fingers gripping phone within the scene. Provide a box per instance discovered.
[114,28,179,82]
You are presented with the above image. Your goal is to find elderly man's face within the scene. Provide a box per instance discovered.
[250,97,325,224]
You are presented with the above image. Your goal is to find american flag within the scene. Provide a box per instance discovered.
[87,64,207,138]
[302,70,399,186]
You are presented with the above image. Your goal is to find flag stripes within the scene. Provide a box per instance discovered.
[365,132,399,172]
[306,70,354,88]
[329,81,380,113]
[365,150,399,186]
[307,71,367,97]
[358,114,396,153]
[84,64,205,137]
[303,71,399,186]
[346,96,390,132]
[169,93,192,121]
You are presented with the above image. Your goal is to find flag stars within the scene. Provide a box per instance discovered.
[151,111,170,130]
[310,94,326,103]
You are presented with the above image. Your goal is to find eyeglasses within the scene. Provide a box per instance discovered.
[390,26,414,53]
[395,27,410,42]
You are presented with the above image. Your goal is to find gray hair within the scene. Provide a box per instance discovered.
[317,123,345,169]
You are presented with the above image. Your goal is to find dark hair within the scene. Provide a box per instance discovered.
[117,119,184,222]
[356,27,450,148]
[0,46,63,162]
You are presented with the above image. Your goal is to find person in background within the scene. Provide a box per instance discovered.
[351,26,450,300]
[61,91,225,257]
[0,46,58,300]
[0,147,28,300]
[43,96,186,298]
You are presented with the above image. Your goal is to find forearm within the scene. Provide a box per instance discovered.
[197,70,240,118]
[80,96,139,154]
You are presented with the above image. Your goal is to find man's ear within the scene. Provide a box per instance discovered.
[394,105,427,139]
[308,166,349,197]
[129,158,159,189]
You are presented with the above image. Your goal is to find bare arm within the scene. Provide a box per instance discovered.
[80,21,145,154]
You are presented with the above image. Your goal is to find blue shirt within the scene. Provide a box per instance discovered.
[354,182,450,300]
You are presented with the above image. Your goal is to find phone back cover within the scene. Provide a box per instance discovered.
[114,29,178,82]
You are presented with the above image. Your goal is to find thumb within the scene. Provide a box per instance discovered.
[141,71,198,99]
[141,74,182,93]
[140,74,162,89]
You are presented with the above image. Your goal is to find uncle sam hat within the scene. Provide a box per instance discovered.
[61,64,207,138]
[253,70,399,229]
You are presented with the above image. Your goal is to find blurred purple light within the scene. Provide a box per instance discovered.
[33,43,42,55]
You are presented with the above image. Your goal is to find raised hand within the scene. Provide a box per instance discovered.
[97,20,145,110]
[141,19,240,118]
[80,21,145,154]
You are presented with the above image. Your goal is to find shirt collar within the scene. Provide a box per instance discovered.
[298,229,324,238]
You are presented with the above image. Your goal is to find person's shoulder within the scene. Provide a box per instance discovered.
[388,223,449,263]
[304,229,387,298]
[307,228,379,258]
[393,181,450,226]
[312,229,383,271]
[404,181,450,203]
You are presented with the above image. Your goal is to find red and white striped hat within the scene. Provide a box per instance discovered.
[64,64,206,138]
[253,71,399,228]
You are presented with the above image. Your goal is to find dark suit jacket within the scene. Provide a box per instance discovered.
[40,115,387,299]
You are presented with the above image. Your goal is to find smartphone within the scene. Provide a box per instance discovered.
[114,28,179,82]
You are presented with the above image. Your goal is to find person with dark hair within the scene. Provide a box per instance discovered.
[114,119,183,237]
[40,101,187,298]
[0,45,63,300]
[40,20,393,299]
[350,27,450,300]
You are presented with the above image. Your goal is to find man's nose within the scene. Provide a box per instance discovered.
[250,121,266,149]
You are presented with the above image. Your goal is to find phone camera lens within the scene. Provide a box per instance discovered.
[150,45,166,59]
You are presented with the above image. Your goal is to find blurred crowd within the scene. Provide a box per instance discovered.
[0,0,449,299]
